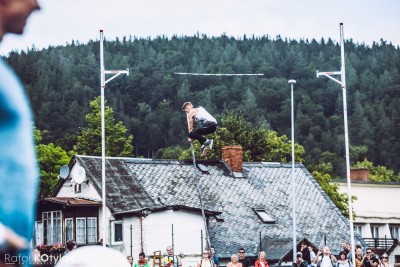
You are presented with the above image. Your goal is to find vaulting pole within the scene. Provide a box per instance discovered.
[186,113,212,257]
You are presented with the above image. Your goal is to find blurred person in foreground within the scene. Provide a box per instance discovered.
[56,245,130,267]
[0,0,41,265]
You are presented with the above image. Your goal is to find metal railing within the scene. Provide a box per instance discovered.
[363,236,398,250]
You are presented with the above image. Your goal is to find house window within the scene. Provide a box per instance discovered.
[74,183,81,194]
[76,218,86,244]
[35,221,43,247]
[111,221,123,244]
[371,225,379,239]
[254,209,275,224]
[87,217,97,244]
[390,226,399,239]
[43,211,62,245]
[65,218,73,241]
[354,225,362,236]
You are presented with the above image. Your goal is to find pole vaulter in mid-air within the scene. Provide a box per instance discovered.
[182,102,217,157]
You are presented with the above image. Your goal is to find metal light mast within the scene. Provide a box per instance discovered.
[288,79,297,261]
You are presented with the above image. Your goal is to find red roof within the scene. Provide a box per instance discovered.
[42,197,102,206]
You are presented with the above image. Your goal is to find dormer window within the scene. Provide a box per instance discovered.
[254,209,275,224]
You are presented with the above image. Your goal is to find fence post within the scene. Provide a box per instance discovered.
[201,230,203,254]
[385,235,387,250]
[130,224,133,256]
[172,224,175,254]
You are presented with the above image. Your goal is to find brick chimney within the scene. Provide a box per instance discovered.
[221,146,243,172]
[350,168,369,181]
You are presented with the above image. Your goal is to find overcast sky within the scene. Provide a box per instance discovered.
[1,0,399,56]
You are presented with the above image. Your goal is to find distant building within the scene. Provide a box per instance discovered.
[35,146,363,266]
[337,168,400,265]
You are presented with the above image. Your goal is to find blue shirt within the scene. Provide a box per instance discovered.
[0,58,38,249]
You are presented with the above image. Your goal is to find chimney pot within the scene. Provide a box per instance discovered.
[221,146,243,172]
[350,168,369,181]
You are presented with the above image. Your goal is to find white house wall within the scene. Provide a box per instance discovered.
[57,162,102,201]
[338,182,400,239]
[56,162,116,245]
[118,210,206,266]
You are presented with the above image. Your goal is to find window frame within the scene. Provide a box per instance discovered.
[390,225,399,239]
[371,225,380,239]
[65,218,74,242]
[42,210,62,245]
[86,217,98,244]
[34,221,43,247]
[253,208,275,224]
[111,220,123,245]
[76,217,87,244]
[354,224,362,237]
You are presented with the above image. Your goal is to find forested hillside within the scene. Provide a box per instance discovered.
[6,34,400,178]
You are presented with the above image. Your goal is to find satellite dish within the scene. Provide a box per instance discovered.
[73,167,86,184]
[59,165,70,179]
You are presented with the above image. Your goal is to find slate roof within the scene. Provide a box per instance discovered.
[68,155,363,260]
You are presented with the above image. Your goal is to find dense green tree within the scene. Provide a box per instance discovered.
[308,162,356,218]
[179,112,305,162]
[74,97,134,157]
[354,159,399,182]
[35,129,71,198]
[6,33,400,180]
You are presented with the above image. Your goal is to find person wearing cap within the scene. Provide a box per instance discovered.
[182,102,217,157]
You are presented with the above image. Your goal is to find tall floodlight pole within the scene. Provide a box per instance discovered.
[288,79,297,261]
[100,30,129,247]
[316,23,355,263]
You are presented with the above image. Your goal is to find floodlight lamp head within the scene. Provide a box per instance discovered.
[316,70,320,78]
[126,68,130,76]
[288,79,296,84]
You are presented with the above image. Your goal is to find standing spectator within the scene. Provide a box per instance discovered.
[255,251,269,267]
[0,0,40,264]
[378,253,391,267]
[197,250,213,267]
[163,246,182,267]
[135,252,149,267]
[355,248,364,267]
[227,254,243,267]
[348,244,362,264]
[337,251,352,267]
[300,242,312,265]
[238,248,251,267]
[341,242,351,256]
[313,246,337,267]
[127,256,134,267]
[293,252,308,267]
[211,246,219,267]
[308,245,316,266]
[361,249,379,267]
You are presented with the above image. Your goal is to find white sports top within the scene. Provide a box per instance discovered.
[195,106,217,124]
